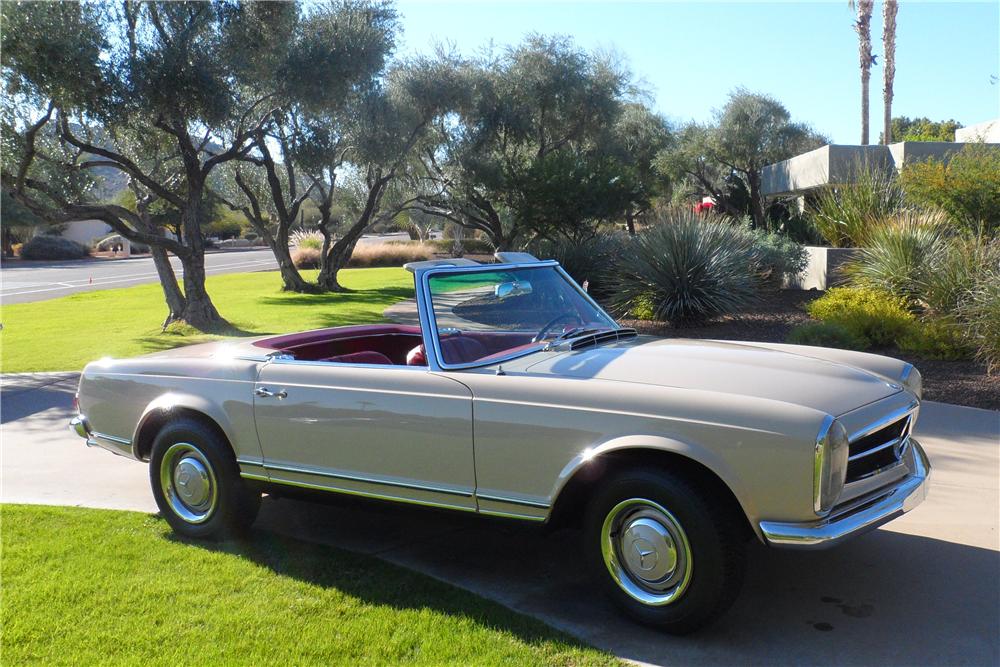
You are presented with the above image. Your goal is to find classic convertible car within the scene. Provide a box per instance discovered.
[71,252,930,632]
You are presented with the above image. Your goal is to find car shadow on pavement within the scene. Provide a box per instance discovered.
[1,374,78,424]
[163,508,602,654]
[193,494,1000,666]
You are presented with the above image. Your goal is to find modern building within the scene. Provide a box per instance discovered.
[761,118,1000,204]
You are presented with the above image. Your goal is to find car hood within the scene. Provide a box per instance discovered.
[522,337,900,416]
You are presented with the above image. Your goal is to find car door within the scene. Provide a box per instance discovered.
[252,359,476,511]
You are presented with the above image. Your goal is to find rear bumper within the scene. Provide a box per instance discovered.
[760,439,931,549]
[69,414,135,459]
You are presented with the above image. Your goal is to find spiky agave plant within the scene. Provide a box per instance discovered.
[845,208,946,302]
[614,211,763,325]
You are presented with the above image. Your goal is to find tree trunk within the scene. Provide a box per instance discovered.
[856,1,874,145]
[625,208,636,235]
[748,171,766,230]
[882,0,898,145]
[150,246,186,326]
[317,234,361,292]
[1,226,13,257]
[178,190,227,330]
[256,221,313,293]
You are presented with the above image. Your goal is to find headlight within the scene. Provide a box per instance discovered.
[814,416,849,515]
[900,364,922,400]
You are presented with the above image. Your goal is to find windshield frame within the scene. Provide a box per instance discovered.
[416,260,620,371]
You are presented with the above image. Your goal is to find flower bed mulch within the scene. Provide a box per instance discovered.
[619,290,999,412]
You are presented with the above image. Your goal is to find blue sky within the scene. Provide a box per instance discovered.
[395,1,1000,143]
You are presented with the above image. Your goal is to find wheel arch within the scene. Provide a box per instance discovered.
[548,436,761,542]
[132,393,237,462]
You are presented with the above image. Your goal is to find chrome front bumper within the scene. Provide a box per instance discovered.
[760,439,931,549]
[70,414,134,458]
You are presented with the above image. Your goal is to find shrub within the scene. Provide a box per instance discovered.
[291,247,321,269]
[845,209,945,301]
[958,268,1000,373]
[807,163,905,247]
[347,242,435,268]
[897,318,973,361]
[291,230,324,251]
[919,236,1000,318]
[900,143,1000,237]
[748,228,808,289]
[529,232,625,300]
[19,235,89,260]
[787,322,868,351]
[807,287,915,347]
[613,211,764,325]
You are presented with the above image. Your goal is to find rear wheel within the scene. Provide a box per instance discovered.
[149,417,260,539]
[584,467,746,634]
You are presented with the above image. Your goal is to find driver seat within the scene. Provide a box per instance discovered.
[406,336,488,366]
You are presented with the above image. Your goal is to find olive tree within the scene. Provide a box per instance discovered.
[414,36,633,248]
[1,1,395,328]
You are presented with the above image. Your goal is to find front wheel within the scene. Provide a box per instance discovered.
[149,417,260,539]
[584,468,746,634]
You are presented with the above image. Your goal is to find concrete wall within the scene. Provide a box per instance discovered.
[784,246,859,291]
[763,141,997,197]
[955,119,1000,142]
[58,220,112,246]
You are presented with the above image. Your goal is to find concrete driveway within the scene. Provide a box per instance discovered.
[2,372,998,665]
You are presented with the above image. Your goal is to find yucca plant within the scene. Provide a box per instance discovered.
[808,162,905,247]
[290,230,324,251]
[919,236,1000,318]
[957,258,1000,373]
[613,211,763,325]
[845,209,946,303]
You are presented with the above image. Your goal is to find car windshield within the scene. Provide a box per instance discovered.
[425,265,618,366]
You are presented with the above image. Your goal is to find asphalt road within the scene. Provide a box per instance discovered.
[0,232,420,305]
[2,372,997,665]
[0,249,278,305]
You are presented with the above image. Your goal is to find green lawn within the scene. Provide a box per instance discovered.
[1,504,617,665]
[0,268,414,373]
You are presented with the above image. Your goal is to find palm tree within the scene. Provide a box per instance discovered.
[851,0,876,144]
[882,0,898,144]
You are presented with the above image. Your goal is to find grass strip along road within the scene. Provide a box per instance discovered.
[0,268,413,373]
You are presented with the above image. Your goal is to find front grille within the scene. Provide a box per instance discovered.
[846,414,912,483]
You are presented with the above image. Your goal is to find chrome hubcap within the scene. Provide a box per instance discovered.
[601,498,692,606]
[160,442,217,524]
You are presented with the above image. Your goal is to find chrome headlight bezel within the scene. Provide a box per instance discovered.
[900,364,922,400]
[814,416,850,516]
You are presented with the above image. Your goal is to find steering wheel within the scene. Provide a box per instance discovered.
[532,312,584,343]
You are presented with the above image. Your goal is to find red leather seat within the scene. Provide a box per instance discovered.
[323,351,393,365]
[406,337,488,366]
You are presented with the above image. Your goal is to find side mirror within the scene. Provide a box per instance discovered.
[494,280,533,299]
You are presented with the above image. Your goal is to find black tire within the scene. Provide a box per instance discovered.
[149,417,261,539]
[584,467,746,634]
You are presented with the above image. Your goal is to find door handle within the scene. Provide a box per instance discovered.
[255,387,287,399]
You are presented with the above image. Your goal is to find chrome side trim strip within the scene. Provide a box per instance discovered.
[93,432,132,446]
[260,462,474,498]
[247,474,479,514]
[475,492,551,509]
[478,508,547,522]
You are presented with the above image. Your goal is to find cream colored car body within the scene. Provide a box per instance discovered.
[74,259,929,547]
